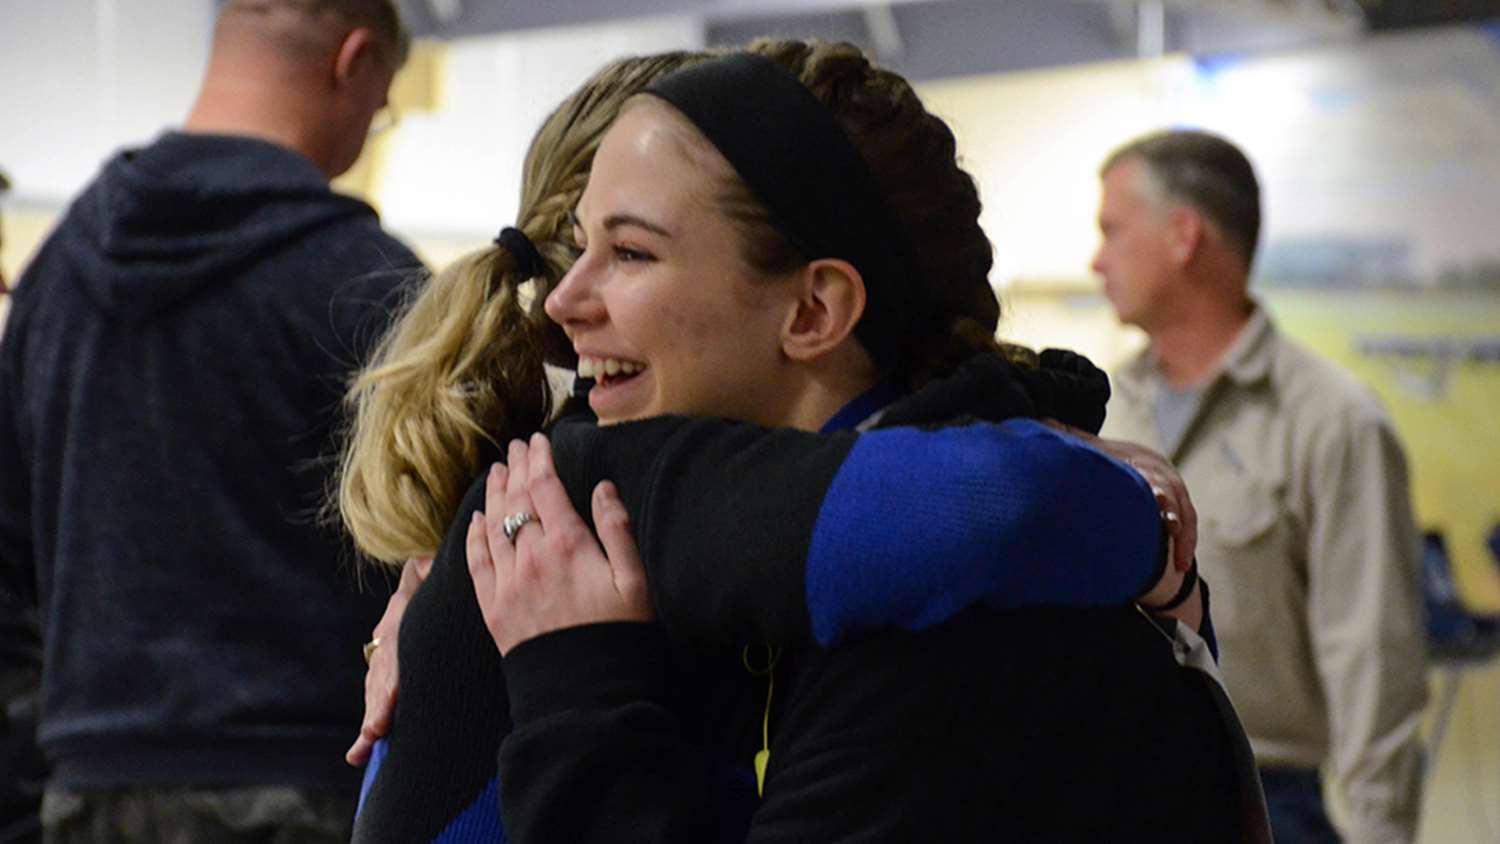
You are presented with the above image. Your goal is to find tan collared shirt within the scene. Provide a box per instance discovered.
[1104,305,1428,843]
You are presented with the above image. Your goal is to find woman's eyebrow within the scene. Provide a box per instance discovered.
[569,209,674,238]
[602,213,674,238]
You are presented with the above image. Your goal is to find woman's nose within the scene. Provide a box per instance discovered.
[544,260,596,327]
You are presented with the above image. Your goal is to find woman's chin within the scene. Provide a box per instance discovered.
[587,371,652,424]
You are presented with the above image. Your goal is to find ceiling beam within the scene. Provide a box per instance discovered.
[1157,0,1364,34]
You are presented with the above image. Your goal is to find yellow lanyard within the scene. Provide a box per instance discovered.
[741,644,781,796]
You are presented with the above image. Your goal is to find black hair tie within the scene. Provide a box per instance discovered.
[495,226,545,280]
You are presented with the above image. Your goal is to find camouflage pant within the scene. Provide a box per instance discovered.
[0,664,45,844]
[41,786,354,844]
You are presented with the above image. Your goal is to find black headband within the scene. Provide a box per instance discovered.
[645,53,935,377]
[494,226,544,280]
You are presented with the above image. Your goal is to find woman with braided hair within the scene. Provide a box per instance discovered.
[342,41,1262,843]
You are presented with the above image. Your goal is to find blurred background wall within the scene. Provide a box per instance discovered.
[2,1,1498,839]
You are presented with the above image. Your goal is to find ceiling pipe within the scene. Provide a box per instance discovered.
[425,0,464,27]
[862,3,906,60]
[1138,0,1167,57]
[1170,0,1363,33]
[1089,0,1366,38]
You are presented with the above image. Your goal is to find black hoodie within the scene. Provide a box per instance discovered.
[0,132,421,792]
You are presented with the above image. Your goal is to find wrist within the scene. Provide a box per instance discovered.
[1141,560,1198,613]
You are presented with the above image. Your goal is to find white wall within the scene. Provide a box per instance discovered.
[375,17,704,246]
[0,0,215,207]
[0,4,703,268]
[918,24,1500,290]
[921,56,1195,291]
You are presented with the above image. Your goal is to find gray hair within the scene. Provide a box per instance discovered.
[1102,129,1261,268]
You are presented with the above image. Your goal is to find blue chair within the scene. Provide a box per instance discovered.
[1489,522,1500,576]
[1421,530,1500,774]
[1424,531,1500,659]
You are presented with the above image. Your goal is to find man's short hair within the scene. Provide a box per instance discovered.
[1102,129,1261,267]
[221,0,411,66]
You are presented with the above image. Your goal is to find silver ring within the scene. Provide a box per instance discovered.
[502,511,536,543]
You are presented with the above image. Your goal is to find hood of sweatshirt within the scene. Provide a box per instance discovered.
[59,131,377,321]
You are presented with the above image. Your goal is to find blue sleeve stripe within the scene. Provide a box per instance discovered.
[805,419,1162,646]
[357,738,508,842]
[355,736,385,815]
[432,775,507,843]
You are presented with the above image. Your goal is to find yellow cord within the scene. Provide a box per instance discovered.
[742,644,781,796]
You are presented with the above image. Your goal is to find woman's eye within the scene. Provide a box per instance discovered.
[613,245,654,263]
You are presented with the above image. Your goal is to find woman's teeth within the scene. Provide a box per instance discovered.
[577,356,644,379]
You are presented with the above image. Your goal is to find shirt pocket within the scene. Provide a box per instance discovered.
[1199,475,1290,633]
[1207,478,1281,546]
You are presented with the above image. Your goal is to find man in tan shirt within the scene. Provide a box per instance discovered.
[1094,129,1427,843]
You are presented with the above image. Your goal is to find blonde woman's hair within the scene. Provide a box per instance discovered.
[336,50,705,565]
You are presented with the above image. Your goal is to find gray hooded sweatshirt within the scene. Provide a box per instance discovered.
[0,132,421,793]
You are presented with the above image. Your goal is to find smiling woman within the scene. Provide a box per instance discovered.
[338,40,1261,844]
[551,99,804,427]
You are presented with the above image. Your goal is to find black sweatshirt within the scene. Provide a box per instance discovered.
[354,353,1260,841]
[0,132,421,792]
[497,357,1254,843]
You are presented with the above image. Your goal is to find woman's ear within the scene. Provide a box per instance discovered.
[780,258,866,363]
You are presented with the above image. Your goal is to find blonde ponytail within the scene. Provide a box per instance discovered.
[337,247,553,564]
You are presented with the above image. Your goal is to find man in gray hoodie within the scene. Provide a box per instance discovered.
[0,3,422,840]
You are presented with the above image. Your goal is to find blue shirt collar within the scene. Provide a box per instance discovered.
[573,376,898,433]
[819,381,902,433]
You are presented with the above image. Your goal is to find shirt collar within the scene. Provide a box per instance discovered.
[820,381,902,433]
[1214,301,1275,387]
[1121,299,1275,395]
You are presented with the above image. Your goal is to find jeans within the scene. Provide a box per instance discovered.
[1260,767,1341,844]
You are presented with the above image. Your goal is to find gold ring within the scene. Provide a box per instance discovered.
[362,637,381,665]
